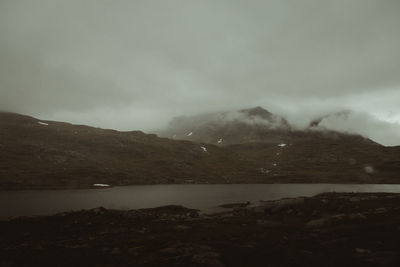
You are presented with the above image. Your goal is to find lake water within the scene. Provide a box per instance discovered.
[2,184,400,219]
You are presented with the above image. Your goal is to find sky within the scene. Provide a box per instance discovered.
[1,0,400,145]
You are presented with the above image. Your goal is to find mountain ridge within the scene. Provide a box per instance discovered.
[1,110,400,188]
[156,107,377,146]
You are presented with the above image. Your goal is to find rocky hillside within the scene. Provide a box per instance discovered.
[0,112,264,188]
[157,107,400,183]
[227,138,400,183]
[1,110,400,188]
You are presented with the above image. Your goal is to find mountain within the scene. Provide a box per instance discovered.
[0,112,265,188]
[1,109,400,188]
[157,107,400,183]
[157,107,292,145]
[156,107,376,146]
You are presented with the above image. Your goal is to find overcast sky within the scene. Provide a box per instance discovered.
[1,0,400,145]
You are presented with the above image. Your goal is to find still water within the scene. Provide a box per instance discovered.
[2,184,400,219]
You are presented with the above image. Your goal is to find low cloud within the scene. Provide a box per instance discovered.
[309,111,400,146]
[0,1,400,144]
[0,45,132,115]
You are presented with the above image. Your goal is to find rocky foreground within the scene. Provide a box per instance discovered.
[1,193,400,266]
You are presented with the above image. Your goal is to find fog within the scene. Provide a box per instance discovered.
[1,0,400,145]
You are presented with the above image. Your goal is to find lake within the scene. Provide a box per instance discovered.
[2,184,400,219]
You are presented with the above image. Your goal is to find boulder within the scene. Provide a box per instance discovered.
[256,197,305,213]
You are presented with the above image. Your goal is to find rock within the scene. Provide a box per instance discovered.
[191,251,224,266]
[355,248,371,254]
[160,247,178,254]
[365,251,398,265]
[256,220,281,227]
[91,207,107,215]
[258,197,305,213]
[0,261,12,267]
[111,248,121,255]
[348,213,367,220]
[349,197,362,202]
[137,228,146,233]
[160,242,194,256]
[215,212,234,218]
[306,214,346,228]
[67,244,89,249]
[160,242,224,266]
[251,205,267,213]
[175,225,192,230]
[128,246,143,255]
[306,218,328,228]
[297,211,305,217]
[219,202,250,209]
[374,208,388,214]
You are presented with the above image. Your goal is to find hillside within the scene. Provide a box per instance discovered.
[1,110,400,188]
[157,107,400,183]
[0,112,264,189]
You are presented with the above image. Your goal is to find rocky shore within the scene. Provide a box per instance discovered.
[1,193,400,266]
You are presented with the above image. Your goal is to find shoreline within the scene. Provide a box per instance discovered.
[3,181,400,191]
[1,192,400,266]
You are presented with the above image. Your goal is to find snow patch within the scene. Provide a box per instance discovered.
[93,184,110,187]
[364,165,374,174]
[217,138,223,144]
[38,121,49,126]
[260,168,270,174]
[278,143,287,147]
[272,163,277,167]
[187,132,193,136]
[200,146,208,152]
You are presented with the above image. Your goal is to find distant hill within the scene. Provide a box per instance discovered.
[1,109,400,188]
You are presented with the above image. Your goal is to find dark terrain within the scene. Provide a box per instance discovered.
[1,108,400,188]
[2,108,400,266]
[0,112,260,188]
[1,193,400,266]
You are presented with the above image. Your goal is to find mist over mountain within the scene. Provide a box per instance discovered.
[1,1,400,139]
[308,110,400,146]
[156,107,392,146]
[157,107,291,145]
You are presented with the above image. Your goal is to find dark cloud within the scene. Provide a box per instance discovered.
[0,0,399,144]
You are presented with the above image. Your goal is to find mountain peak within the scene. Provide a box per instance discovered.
[240,106,273,119]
